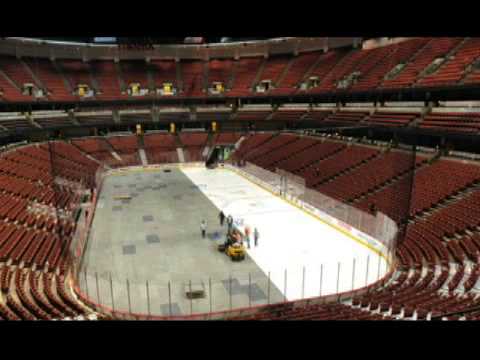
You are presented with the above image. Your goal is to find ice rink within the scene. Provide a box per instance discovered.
[182,166,389,301]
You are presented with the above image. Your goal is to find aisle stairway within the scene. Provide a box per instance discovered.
[177,148,185,163]
[139,149,148,166]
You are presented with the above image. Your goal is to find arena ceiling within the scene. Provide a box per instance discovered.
[21,37,274,45]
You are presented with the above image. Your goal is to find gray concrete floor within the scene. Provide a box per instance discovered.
[79,166,283,317]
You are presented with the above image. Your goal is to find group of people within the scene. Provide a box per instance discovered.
[200,211,259,249]
[218,211,259,249]
[243,224,259,249]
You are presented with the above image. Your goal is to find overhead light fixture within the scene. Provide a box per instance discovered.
[93,37,117,43]
[184,37,204,44]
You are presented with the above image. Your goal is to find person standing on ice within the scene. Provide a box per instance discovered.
[219,211,225,227]
[244,225,251,249]
[201,220,207,239]
[227,215,233,233]
[254,227,259,247]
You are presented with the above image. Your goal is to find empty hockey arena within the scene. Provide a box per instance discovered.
[5,36,480,322]
[79,164,389,317]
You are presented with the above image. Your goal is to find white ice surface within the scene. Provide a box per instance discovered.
[181,167,388,301]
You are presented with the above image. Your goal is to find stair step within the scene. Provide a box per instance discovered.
[0,69,22,92]
[139,149,148,166]
[275,57,296,87]
[251,58,267,91]
[146,62,156,91]
[114,62,127,92]
[226,61,238,90]
[87,63,101,92]
[177,148,185,163]
[176,61,183,92]
[51,60,74,94]
[111,151,122,161]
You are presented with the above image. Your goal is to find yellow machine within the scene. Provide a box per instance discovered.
[226,243,246,261]
[217,229,246,261]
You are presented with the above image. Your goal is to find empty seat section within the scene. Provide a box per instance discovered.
[234,133,275,159]
[316,151,427,202]
[358,158,480,222]
[275,140,346,175]
[72,138,117,164]
[235,110,271,122]
[120,60,150,91]
[149,60,177,90]
[144,133,179,164]
[302,109,333,123]
[59,59,95,94]
[253,136,319,171]
[106,136,140,166]
[180,61,205,97]
[366,111,419,127]
[228,58,263,96]
[343,45,397,91]
[314,49,372,92]
[304,145,379,187]
[245,134,299,164]
[418,38,480,87]
[352,38,430,91]
[0,71,24,101]
[269,109,307,121]
[213,132,243,145]
[34,114,74,128]
[195,110,232,123]
[179,132,208,162]
[420,112,480,133]
[324,110,369,124]
[23,58,74,101]
[304,51,349,93]
[381,38,463,89]
[89,60,127,101]
[270,52,321,95]
[0,56,38,100]
[208,59,234,89]
[253,56,290,94]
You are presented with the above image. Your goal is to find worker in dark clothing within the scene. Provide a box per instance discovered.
[201,220,207,239]
[227,215,233,233]
[254,227,259,247]
[224,230,236,248]
[219,211,225,227]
